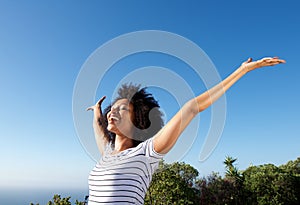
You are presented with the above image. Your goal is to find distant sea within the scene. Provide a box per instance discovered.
[0,187,88,205]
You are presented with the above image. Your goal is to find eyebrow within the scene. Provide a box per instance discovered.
[112,103,129,108]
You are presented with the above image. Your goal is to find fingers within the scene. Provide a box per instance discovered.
[86,96,107,111]
[86,106,94,111]
[261,57,286,65]
[97,96,106,117]
[97,96,106,105]
[276,57,286,63]
[255,57,285,69]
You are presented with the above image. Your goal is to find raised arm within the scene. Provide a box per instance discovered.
[153,57,286,154]
[86,96,109,155]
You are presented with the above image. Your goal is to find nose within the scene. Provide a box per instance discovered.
[107,106,118,119]
[111,105,119,113]
[107,110,112,120]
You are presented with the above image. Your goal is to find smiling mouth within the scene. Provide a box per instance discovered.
[108,116,120,123]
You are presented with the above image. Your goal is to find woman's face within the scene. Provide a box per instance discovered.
[107,99,134,138]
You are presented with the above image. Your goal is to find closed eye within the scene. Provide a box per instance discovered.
[120,105,129,111]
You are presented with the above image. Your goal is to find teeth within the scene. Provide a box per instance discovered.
[110,116,119,121]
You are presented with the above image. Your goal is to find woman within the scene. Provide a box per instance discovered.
[87,57,285,204]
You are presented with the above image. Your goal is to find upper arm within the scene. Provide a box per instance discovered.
[93,120,109,156]
[153,99,198,154]
[95,136,108,156]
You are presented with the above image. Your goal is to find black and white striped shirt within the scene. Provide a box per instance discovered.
[88,138,164,204]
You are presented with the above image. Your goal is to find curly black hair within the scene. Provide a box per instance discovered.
[100,83,164,147]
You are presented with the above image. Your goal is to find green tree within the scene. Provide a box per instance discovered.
[47,195,71,205]
[224,156,242,180]
[145,161,200,205]
[196,157,246,205]
[196,172,231,205]
[223,156,245,204]
[243,164,298,205]
[279,157,300,203]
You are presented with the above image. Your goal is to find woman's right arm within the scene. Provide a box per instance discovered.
[87,96,108,155]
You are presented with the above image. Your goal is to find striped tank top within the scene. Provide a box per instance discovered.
[88,138,164,204]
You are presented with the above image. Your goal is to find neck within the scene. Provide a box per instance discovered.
[114,135,133,152]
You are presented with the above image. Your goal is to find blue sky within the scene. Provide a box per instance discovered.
[1,0,299,203]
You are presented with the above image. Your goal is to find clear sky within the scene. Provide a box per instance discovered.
[1,0,299,203]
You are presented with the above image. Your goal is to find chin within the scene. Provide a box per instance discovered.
[107,125,116,133]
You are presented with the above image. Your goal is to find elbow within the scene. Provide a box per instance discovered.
[185,99,202,116]
[186,98,209,115]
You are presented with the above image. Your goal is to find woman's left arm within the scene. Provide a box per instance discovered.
[153,57,285,154]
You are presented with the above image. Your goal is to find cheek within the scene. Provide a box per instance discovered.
[122,112,134,129]
[124,112,133,124]
[129,108,135,122]
[106,111,111,120]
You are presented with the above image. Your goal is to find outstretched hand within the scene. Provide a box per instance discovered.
[242,57,286,72]
[86,96,106,113]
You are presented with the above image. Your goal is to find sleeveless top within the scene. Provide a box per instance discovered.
[88,138,164,204]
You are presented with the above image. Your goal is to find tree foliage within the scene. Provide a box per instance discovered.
[243,161,300,205]
[193,156,244,205]
[144,161,199,205]
[196,157,300,205]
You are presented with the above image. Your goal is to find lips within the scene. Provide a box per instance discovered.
[108,115,120,123]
